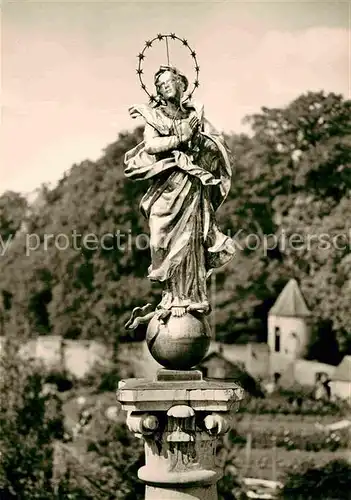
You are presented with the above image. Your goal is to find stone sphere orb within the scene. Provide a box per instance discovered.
[146,312,211,370]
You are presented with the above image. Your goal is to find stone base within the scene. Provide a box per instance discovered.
[117,375,244,412]
[145,484,217,500]
[156,369,203,382]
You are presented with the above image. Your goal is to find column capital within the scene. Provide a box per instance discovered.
[117,372,245,500]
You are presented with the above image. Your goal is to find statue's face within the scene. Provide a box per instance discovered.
[156,71,180,101]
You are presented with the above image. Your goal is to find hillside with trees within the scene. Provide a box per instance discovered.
[0,91,350,363]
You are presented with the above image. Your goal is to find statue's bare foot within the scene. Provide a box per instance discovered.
[187,301,210,314]
[171,306,186,317]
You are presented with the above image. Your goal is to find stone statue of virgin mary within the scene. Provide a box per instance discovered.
[124,65,235,336]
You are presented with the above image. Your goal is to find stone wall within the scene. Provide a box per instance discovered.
[210,342,270,380]
[293,359,336,386]
[118,341,162,378]
[0,336,340,392]
[246,343,270,379]
[330,380,351,402]
[35,335,63,369]
[63,339,109,379]
[0,335,111,379]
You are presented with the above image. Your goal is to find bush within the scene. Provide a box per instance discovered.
[0,337,64,499]
[218,472,247,500]
[238,393,347,416]
[45,369,74,392]
[57,422,145,500]
[278,459,351,499]
[228,425,349,452]
[78,362,121,393]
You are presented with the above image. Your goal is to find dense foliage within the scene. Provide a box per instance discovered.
[278,459,351,499]
[228,426,350,452]
[57,421,145,500]
[0,338,63,499]
[237,392,348,416]
[0,92,350,362]
[0,191,28,241]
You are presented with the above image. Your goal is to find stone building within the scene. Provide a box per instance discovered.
[330,356,351,402]
[268,278,312,375]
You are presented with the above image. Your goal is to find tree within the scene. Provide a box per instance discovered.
[217,92,351,355]
[0,191,27,240]
[0,93,350,358]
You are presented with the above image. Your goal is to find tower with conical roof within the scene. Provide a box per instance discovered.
[268,279,312,360]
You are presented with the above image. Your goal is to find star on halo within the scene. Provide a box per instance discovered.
[136,34,200,99]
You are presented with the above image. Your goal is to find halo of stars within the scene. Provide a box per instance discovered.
[136,33,200,104]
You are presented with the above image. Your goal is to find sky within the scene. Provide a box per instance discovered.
[1,0,350,195]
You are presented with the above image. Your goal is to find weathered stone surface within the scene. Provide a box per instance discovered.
[145,484,217,500]
[117,375,244,500]
[117,377,244,412]
[156,369,203,382]
[119,50,241,500]
[146,313,211,370]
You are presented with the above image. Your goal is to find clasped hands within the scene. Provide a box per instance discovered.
[173,112,200,143]
[128,106,200,143]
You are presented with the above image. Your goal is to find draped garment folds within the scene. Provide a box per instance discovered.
[124,101,235,326]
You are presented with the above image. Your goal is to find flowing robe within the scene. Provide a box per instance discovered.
[124,102,235,319]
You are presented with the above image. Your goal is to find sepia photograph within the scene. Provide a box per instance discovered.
[0,1,350,499]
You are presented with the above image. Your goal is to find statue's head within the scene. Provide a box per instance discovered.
[154,66,188,102]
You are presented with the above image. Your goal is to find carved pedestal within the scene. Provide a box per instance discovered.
[117,370,244,500]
